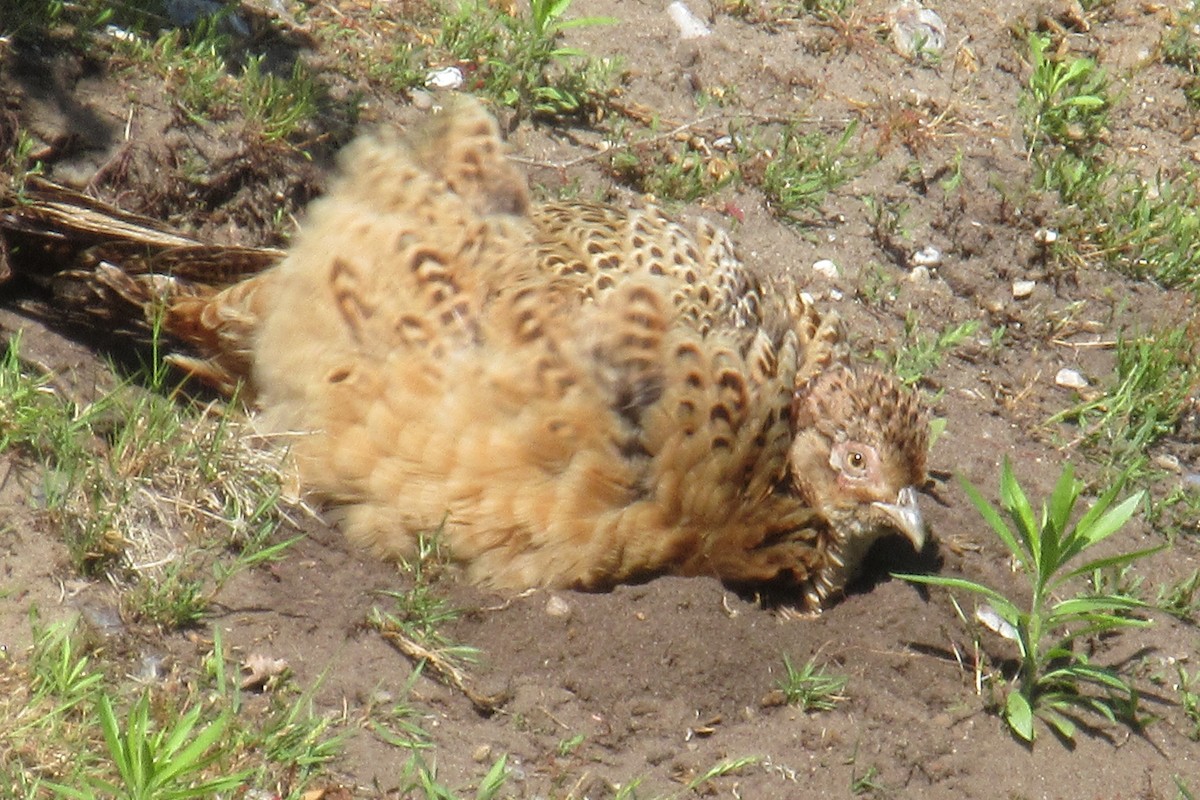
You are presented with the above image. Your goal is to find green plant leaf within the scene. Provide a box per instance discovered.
[1042,662,1134,695]
[892,573,1021,622]
[1046,594,1148,620]
[1062,95,1105,108]
[1077,489,1144,546]
[1041,462,1081,571]
[1036,705,1077,740]
[1044,691,1122,724]
[1000,460,1040,569]
[154,708,227,786]
[1057,543,1165,587]
[956,473,1026,566]
[96,695,127,785]
[1006,690,1035,741]
[476,754,510,800]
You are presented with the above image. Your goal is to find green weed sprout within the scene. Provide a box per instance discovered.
[1022,32,1109,155]
[897,460,1160,742]
[443,0,617,119]
[50,693,250,799]
[777,656,848,712]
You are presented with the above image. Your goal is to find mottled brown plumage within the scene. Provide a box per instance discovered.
[249,99,928,608]
[0,99,929,609]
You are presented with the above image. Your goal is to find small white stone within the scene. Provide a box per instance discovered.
[828,288,844,300]
[1012,280,1036,299]
[1055,368,1089,390]
[908,265,931,283]
[812,259,839,279]
[1034,228,1059,245]
[667,1,711,40]
[975,604,1018,641]
[545,594,572,618]
[102,24,138,42]
[910,245,941,268]
[426,66,464,90]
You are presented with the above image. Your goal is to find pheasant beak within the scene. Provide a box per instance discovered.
[872,486,926,551]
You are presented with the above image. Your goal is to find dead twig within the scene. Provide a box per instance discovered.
[1052,338,1118,349]
[374,620,508,716]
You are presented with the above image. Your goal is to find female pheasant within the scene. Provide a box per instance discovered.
[0,99,928,609]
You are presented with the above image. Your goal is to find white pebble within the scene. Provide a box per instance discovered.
[1055,368,1088,390]
[910,245,942,268]
[908,265,931,283]
[975,604,1018,641]
[812,259,839,279]
[426,66,464,90]
[1012,280,1036,299]
[667,1,711,40]
[1034,228,1059,245]
[102,24,138,42]
[545,594,572,618]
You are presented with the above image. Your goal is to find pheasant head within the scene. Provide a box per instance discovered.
[788,365,929,601]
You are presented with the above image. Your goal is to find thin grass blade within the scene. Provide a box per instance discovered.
[152,709,226,785]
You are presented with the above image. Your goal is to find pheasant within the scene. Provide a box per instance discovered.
[0,99,928,609]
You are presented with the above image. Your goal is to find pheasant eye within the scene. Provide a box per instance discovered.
[848,451,865,469]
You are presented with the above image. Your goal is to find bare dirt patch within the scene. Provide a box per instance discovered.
[1,0,1199,797]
